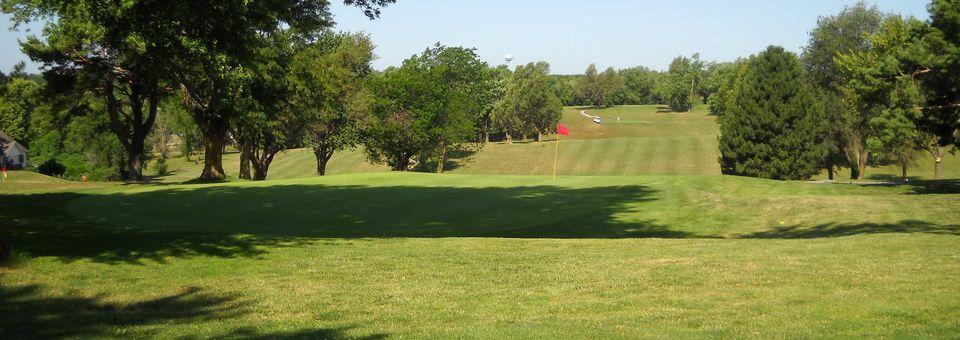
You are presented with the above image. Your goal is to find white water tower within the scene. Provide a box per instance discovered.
[505,54,513,68]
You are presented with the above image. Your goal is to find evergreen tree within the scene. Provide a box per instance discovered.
[719,46,826,180]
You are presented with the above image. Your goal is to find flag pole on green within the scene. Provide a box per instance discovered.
[554,124,570,180]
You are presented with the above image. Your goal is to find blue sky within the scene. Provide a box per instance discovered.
[1,0,930,75]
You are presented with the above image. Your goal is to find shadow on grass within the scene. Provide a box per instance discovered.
[846,178,960,194]
[742,220,960,239]
[904,179,960,194]
[0,285,245,338]
[0,183,687,264]
[224,327,387,339]
[0,283,384,339]
[3,180,959,264]
[0,192,285,264]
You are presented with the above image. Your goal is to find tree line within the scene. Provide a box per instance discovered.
[553,53,733,112]
[0,0,563,181]
[716,1,959,181]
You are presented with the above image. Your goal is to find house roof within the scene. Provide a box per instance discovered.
[0,131,27,155]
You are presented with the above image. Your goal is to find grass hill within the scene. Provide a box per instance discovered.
[0,170,107,193]
[152,105,723,181]
[150,105,957,182]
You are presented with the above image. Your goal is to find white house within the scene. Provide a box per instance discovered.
[0,131,28,169]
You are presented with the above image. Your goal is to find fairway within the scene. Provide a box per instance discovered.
[2,172,960,337]
[154,105,723,181]
[152,105,958,182]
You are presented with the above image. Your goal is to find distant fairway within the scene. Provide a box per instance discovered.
[152,104,958,182]
[154,105,723,181]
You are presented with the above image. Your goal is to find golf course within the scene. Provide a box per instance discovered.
[2,105,959,338]
[4,1,960,338]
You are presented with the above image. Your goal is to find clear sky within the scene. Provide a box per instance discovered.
[1,0,931,75]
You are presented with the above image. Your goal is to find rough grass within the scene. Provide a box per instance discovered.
[2,172,959,338]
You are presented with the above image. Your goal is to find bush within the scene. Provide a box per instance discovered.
[37,158,67,177]
[155,157,169,175]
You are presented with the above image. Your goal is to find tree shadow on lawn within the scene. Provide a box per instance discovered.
[742,220,960,239]
[3,181,959,264]
[844,178,960,194]
[76,184,679,239]
[1,183,688,264]
[903,179,960,194]
[0,283,384,339]
[0,284,243,338]
[0,192,287,265]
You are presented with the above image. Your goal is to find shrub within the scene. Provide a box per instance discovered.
[37,158,67,177]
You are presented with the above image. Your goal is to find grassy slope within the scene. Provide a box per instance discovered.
[149,104,958,182]
[2,172,959,338]
[150,105,724,181]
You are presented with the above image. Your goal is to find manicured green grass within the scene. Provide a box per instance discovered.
[150,105,724,181]
[4,104,959,337]
[148,104,958,182]
[0,170,108,193]
[2,172,959,337]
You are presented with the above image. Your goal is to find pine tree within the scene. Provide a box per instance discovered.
[719,46,826,180]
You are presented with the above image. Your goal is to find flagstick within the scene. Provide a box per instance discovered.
[553,133,560,180]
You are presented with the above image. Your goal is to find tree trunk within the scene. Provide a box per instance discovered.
[827,163,834,181]
[536,131,543,142]
[126,149,144,181]
[252,163,268,181]
[251,150,278,181]
[0,236,9,266]
[848,142,868,180]
[437,141,446,174]
[314,147,334,176]
[855,150,868,180]
[901,159,908,181]
[522,133,527,141]
[238,139,251,180]
[393,158,409,171]
[935,156,942,180]
[200,133,226,179]
[506,132,513,144]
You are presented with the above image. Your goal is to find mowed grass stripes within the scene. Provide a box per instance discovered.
[148,105,955,182]
[455,135,720,176]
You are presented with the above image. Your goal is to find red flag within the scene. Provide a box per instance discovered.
[557,124,570,136]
